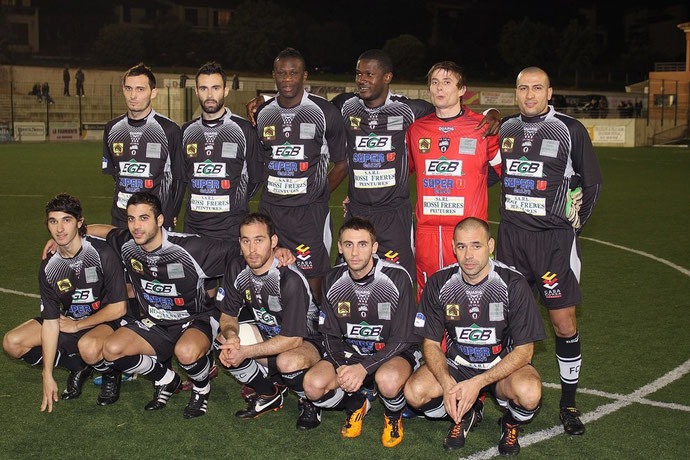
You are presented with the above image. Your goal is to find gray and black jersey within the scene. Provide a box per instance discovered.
[256,90,346,206]
[216,256,318,340]
[106,228,229,326]
[498,106,602,231]
[181,108,262,240]
[39,235,128,321]
[318,257,417,374]
[102,109,184,229]
[415,259,546,375]
[331,92,433,209]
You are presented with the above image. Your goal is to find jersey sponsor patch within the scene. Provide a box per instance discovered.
[336,301,351,318]
[84,266,98,283]
[148,305,189,321]
[539,139,559,158]
[252,307,278,326]
[459,138,477,155]
[377,302,391,320]
[501,137,514,153]
[271,143,305,160]
[318,310,326,325]
[263,125,276,140]
[425,158,463,176]
[267,295,282,312]
[119,159,151,178]
[454,325,498,345]
[141,279,179,296]
[414,312,426,327]
[194,160,227,178]
[418,138,431,153]
[423,195,465,216]
[506,157,544,178]
[489,302,504,321]
[186,143,198,157]
[190,194,231,212]
[355,134,392,152]
[300,123,316,139]
[387,116,403,131]
[346,322,383,341]
[453,353,501,370]
[167,263,184,279]
[72,288,95,304]
[353,168,396,189]
[216,287,225,301]
[504,194,546,216]
[221,142,238,159]
[267,176,307,195]
[116,191,133,210]
[146,143,161,159]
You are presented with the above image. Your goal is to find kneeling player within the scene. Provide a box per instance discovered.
[404,218,545,456]
[303,218,419,448]
[3,194,127,412]
[217,213,323,429]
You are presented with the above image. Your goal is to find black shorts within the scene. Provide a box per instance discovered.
[34,316,124,356]
[497,221,582,309]
[328,345,422,373]
[124,312,219,362]
[347,201,415,281]
[259,200,332,279]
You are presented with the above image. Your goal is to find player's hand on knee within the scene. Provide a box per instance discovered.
[42,239,57,260]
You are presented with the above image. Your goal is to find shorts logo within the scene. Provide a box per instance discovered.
[113,142,124,157]
[186,143,198,158]
[349,116,361,130]
[263,125,276,140]
[418,138,431,153]
[337,301,351,318]
[384,250,399,263]
[414,312,426,328]
[439,137,450,153]
[501,137,514,153]
[296,244,311,261]
[541,272,562,299]
[446,304,461,321]
[130,259,144,274]
[57,278,72,293]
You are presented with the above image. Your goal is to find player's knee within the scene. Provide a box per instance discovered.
[102,336,125,361]
[552,321,577,338]
[375,368,406,398]
[174,342,205,365]
[303,370,328,400]
[512,374,542,410]
[276,353,307,374]
[78,337,101,364]
[403,374,427,407]
[2,331,22,358]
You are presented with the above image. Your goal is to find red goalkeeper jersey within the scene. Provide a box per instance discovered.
[407,108,501,227]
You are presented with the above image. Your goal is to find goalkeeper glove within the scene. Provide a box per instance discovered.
[565,187,583,230]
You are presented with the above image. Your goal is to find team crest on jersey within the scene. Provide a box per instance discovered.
[245,289,252,302]
[113,142,124,157]
[349,116,361,130]
[438,126,455,134]
[384,250,399,263]
[186,143,198,158]
[204,132,218,155]
[439,137,451,153]
[368,114,379,130]
[418,138,431,153]
[501,137,514,153]
[57,278,72,293]
[263,125,276,141]
[446,304,461,321]
[336,301,351,318]
[280,113,296,138]
[129,132,143,155]
[130,259,144,274]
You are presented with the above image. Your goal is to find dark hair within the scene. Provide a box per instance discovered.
[240,213,276,238]
[454,217,490,239]
[126,192,162,217]
[274,47,306,71]
[122,63,156,89]
[338,217,377,243]
[427,61,466,89]
[195,61,227,87]
[45,193,86,236]
[357,49,393,74]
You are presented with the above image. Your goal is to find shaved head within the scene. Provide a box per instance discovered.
[516,66,550,88]
[454,217,490,241]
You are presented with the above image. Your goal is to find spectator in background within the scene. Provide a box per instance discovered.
[76,68,85,97]
[635,100,642,118]
[63,66,71,96]
[42,82,54,105]
[30,83,42,102]
[232,74,239,90]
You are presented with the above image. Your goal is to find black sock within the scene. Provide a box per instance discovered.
[381,389,406,416]
[59,352,87,371]
[344,391,366,412]
[20,346,43,366]
[555,331,581,407]
[227,358,275,395]
[281,368,307,398]
[313,388,345,409]
[179,355,211,390]
[418,396,446,419]
[112,355,168,381]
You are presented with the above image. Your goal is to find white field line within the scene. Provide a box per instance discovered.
[0,287,40,299]
[461,359,690,459]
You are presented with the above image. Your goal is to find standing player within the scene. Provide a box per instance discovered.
[303,218,420,448]
[332,51,501,281]
[84,192,230,418]
[496,67,602,435]
[407,61,501,297]
[405,218,545,455]
[255,48,348,303]
[3,194,128,412]
[216,213,323,429]
[102,63,185,230]
[182,61,262,249]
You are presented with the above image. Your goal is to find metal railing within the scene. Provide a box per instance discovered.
[654,62,686,72]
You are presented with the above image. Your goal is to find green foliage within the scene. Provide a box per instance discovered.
[91,24,145,67]
[383,34,426,80]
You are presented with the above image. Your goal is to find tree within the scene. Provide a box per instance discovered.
[499,19,557,75]
[383,34,426,80]
[556,19,599,86]
[91,24,144,66]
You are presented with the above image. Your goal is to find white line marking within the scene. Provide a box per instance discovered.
[0,287,40,299]
[461,359,690,460]
[0,194,42,198]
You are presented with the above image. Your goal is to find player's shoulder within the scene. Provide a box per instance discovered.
[151,110,178,127]
[181,117,201,133]
[280,263,310,287]
[105,114,127,130]
[324,261,349,284]
[228,112,254,132]
[226,253,248,275]
[500,113,521,126]
[551,108,588,134]
[377,259,413,286]
[306,92,338,112]
[491,259,528,285]
[462,107,484,123]
[427,262,460,287]
[391,94,433,114]
[331,92,356,109]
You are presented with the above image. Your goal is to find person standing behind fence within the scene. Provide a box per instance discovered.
[75,68,85,97]
[63,66,71,96]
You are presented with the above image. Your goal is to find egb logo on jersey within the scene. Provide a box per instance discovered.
[263,125,276,141]
[253,307,278,326]
[112,142,124,157]
[193,160,227,178]
[186,143,198,158]
[501,137,514,153]
[141,279,179,296]
[120,159,151,178]
[418,138,431,153]
[57,278,72,293]
[336,301,351,318]
[349,116,361,130]
[425,157,463,176]
[506,157,544,178]
[130,258,144,274]
[346,321,383,341]
[439,137,451,153]
[446,304,461,321]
